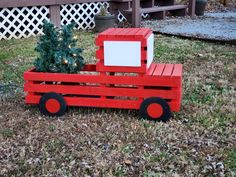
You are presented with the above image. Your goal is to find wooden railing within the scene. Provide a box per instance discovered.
[0,0,196,39]
[131,0,196,27]
[0,0,113,39]
[0,0,196,26]
[0,0,110,27]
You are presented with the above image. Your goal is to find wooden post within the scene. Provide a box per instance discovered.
[49,5,61,27]
[132,0,140,27]
[188,0,196,17]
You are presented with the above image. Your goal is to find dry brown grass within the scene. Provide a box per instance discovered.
[0,32,235,176]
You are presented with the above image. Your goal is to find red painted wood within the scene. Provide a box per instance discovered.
[96,49,103,59]
[135,28,149,35]
[104,28,151,38]
[81,64,97,71]
[24,28,183,115]
[25,82,181,99]
[24,68,181,87]
[96,62,147,73]
[95,28,152,47]
[172,64,183,76]
[162,64,174,76]
[96,37,148,47]
[146,63,156,76]
[45,98,60,113]
[153,64,165,76]
[147,103,163,118]
[25,94,180,111]
[26,95,141,109]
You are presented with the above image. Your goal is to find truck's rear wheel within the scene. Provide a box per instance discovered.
[39,92,66,117]
[140,97,171,122]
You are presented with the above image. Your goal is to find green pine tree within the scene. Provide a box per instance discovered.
[34,21,85,73]
[54,23,84,73]
[34,20,59,72]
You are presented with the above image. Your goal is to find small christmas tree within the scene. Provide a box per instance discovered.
[54,23,84,73]
[34,20,59,72]
[34,21,85,73]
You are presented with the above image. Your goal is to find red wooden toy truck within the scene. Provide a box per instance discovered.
[24,28,182,121]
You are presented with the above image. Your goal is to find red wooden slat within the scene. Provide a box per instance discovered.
[25,94,180,112]
[95,28,117,46]
[168,101,181,112]
[162,64,174,76]
[99,28,116,36]
[113,28,125,36]
[146,63,157,76]
[96,62,147,73]
[136,28,150,35]
[81,64,96,71]
[172,64,183,76]
[115,28,128,36]
[125,28,139,36]
[24,68,181,87]
[25,95,141,109]
[96,37,148,47]
[25,83,180,99]
[153,64,165,76]
[135,28,151,38]
[96,49,103,59]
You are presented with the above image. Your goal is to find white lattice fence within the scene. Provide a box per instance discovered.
[61,2,126,29]
[0,2,127,40]
[0,6,49,40]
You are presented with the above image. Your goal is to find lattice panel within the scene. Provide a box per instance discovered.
[61,2,126,29]
[0,6,49,40]
[117,10,127,22]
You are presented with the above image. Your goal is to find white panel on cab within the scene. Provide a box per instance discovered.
[104,41,141,67]
[147,33,154,68]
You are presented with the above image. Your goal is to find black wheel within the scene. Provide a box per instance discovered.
[39,92,67,117]
[140,97,171,122]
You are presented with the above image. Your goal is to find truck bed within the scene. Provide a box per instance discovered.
[24,63,182,112]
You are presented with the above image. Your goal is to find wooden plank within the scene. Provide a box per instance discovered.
[188,0,196,17]
[95,28,152,45]
[96,61,147,73]
[132,0,140,27]
[25,82,180,99]
[172,64,183,77]
[135,28,151,36]
[146,63,157,76]
[24,68,181,87]
[81,64,97,71]
[162,64,174,76]
[25,95,141,109]
[25,94,180,111]
[49,5,61,27]
[125,5,187,13]
[109,0,132,2]
[153,64,165,76]
[96,49,104,59]
[95,36,148,47]
[0,0,110,8]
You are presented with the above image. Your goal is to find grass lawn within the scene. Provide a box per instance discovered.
[0,31,235,176]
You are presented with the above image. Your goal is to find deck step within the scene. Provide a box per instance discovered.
[124,4,187,14]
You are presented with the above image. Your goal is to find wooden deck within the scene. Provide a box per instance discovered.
[110,0,196,27]
[125,5,187,14]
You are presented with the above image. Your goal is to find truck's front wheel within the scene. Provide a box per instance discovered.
[39,92,67,117]
[140,97,171,122]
